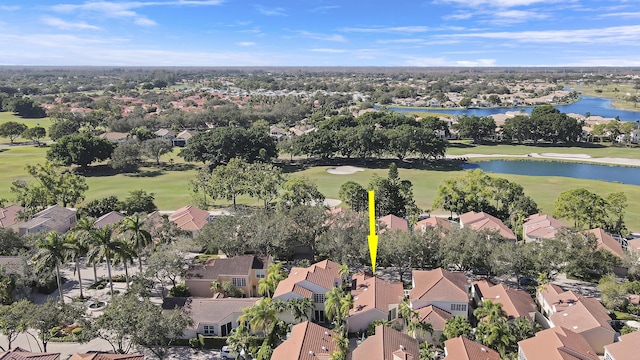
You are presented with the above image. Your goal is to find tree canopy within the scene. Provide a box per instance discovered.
[47,133,114,168]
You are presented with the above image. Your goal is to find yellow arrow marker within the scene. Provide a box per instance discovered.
[368,190,378,273]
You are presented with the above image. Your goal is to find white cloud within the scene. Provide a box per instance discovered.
[436,0,562,8]
[489,9,548,25]
[341,26,430,33]
[297,31,346,42]
[404,56,496,66]
[376,38,426,44]
[443,12,473,20]
[134,17,157,26]
[0,5,20,11]
[254,5,286,16]
[42,16,101,30]
[308,48,348,53]
[439,25,640,43]
[599,12,640,19]
[310,5,340,14]
[237,41,256,46]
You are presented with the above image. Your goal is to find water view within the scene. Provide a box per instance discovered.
[386,96,640,121]
[462,160,640,185]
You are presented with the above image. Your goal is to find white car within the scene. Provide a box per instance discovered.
[220,346,249,360]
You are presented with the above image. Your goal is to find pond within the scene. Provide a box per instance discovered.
[384,96,640,121]
[461,160,640,186]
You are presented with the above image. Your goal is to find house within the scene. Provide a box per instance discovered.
[522,214,566,243]
[427,98,441,107]
[415,305,452,345]
[537,284,614,355]
[352,325,419,360]
[410,268,470,319]
[154,128,176,141]
[517,327,598,360]
[172,130,196,146]
[69,354,144,360]
[184,255,269,298]
[98,132,128,143]
[93,211,126,229]
[17,205,76,235]
[269,125,289,140]
[586,228,625,258]
[414,217,452,233]
[163,297,258,338]
[378,214,409,232]
[168,205,210,237]
[443,336,499,360]
[459,211,516,241]
[472,279,538,322]
[273,260,342,323]
[0,347,60,359]
[0,204,25,229]
[271,321,338,360]
[346,273,404,333]
[603,328,640,360]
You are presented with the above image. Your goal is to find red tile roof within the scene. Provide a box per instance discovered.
[352,325,419,360]
[378,215,409,232]
[414,217,452,232]
[69,354,144,360]
[550,297,614,334]
[0,348,60,360]
[169,205,210,231]
[410,268,468,304]
[523,213,566,240]
[473,279,537,320]
[0,204,24,228]
[349,273,404,316]
[444,336,500,360]
[518,327,598,360]
[415,305,452,331]
[586,228,624,258]
[271,321,338,360]
[459,211,516,240]
[604,328,640,359]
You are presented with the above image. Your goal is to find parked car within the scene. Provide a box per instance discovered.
[518,276,538,286]
[221,346,250,360]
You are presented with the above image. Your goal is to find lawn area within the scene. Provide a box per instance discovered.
[562,82,640,110]
[2,145,640,232]
[446,142,640,160]
[0,112,53,145]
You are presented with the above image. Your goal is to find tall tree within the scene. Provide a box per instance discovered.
[553,188,606,229]
[65,231,88,300]
[324,287,353,334]
[453,116,496,143]
[87,225,128,298]
[0,122,27,144]
[280,177,325,208]
[338,181,368,213]
[209,157,251,211]
[0,300,31,351]
[248,162,285,209]
[141,138,172,165]
[121,214,152,272]
[368,163,418,218]
[34,232,71,303]
[12,162,89,210]
[47,133,114,168]
[21,126,46,145]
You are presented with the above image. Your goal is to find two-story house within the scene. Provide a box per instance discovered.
[459,211,516,241]
[352,325,419,360]
[518,326,598,360]
[184,255,270,298]
[17,205,76,235]
[346,273,404,333]
[410,268,470,319]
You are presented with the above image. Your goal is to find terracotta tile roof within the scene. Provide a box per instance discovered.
[378,215,408,232]
[459,211,516,240]
[626,238,640,252]
[604,328,640,359]
[185,255,269,280]
[410,268,469,304]
[586,228,624,258]
[444,336,500,360]
[349,273,404,316]
[271,321,338,360]
[414,217,452,232]
[523,213,566,240]
[550,297,613,334]
[0,348,60,360]
[291,284,313,299]
[94,211,125,229]
[273,260,341,299]
[69,354,144,360]
[518,327,598,360]
[415,305,452,331]
[473,279,537,320]
[352,325,419,360]
[168,205,210,231]
[0,204,24,228]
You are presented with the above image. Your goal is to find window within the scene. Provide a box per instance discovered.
[450,303,467,312]
[221,322,232,337]
[388,308,397,321]
[313,293,325,303]
[232,278,246,287]
[256,270,266,279]
[203,325,215,335]
[314,310,325,323]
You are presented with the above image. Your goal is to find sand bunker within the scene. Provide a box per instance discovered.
[327,166,365,175]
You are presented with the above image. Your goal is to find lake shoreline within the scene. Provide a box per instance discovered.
[447,152,640,168]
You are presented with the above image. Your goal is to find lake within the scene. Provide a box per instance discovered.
[462,160,640,185]
[385,96,640,121]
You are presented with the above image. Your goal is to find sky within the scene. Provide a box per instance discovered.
[1,0,640,67]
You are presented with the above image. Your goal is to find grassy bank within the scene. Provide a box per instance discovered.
[446,142,640,160]
[562,83,640,111]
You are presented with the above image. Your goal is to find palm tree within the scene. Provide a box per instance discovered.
[474,300,507,324]
[87,225,129,298]
[111,237,136,290]
[338,264,350,286]
[226,324,251,356]
[324,287,353,333]
[65,231,88,299]
[476,318,515,357]
[210,281,221,296]
[258,262,285,297]
[238,298,277,336]
[74,217,99,282]
[288,298,314,323]
[121,214,152,273]
[33,232,70,303]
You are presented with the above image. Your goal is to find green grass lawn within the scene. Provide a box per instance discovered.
[0,112,53,145]
[446,141,640,160]
[2,145,640,231]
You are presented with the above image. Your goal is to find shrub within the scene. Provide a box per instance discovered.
[189,337,201,348]
[169,283,191,297]
[71,327,83,336]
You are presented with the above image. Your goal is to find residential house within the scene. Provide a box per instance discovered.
[415,305,451,345]
[378,214,409,232]
[587,228,625,258]
[168,205,210,237]
[0,204,25,229]
[271,321,338,360]
[17,205,76,235]
[98,132,128,143]
[269,125,289,140]
[163,297,258,338]
[414,217,452,233]
[0,348,60,360]
[522,214,566,243]
[347,273,404,333]
[172,130,196,146]
[518,327,598,360]
[93,211,125,229]
[352,325,419,360]
[409,268,470,319]
[184,255,270,298]
[472,279,539,322]
[443,336,500,360]
[459,211,516,241]
[273,260,342,323]
[427,98,441,107]
[69,354,144,360]
[154,128,176,141]
[537,284,615,355]
[603,327,640,360]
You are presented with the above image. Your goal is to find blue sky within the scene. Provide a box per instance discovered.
[1,0,639,66]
